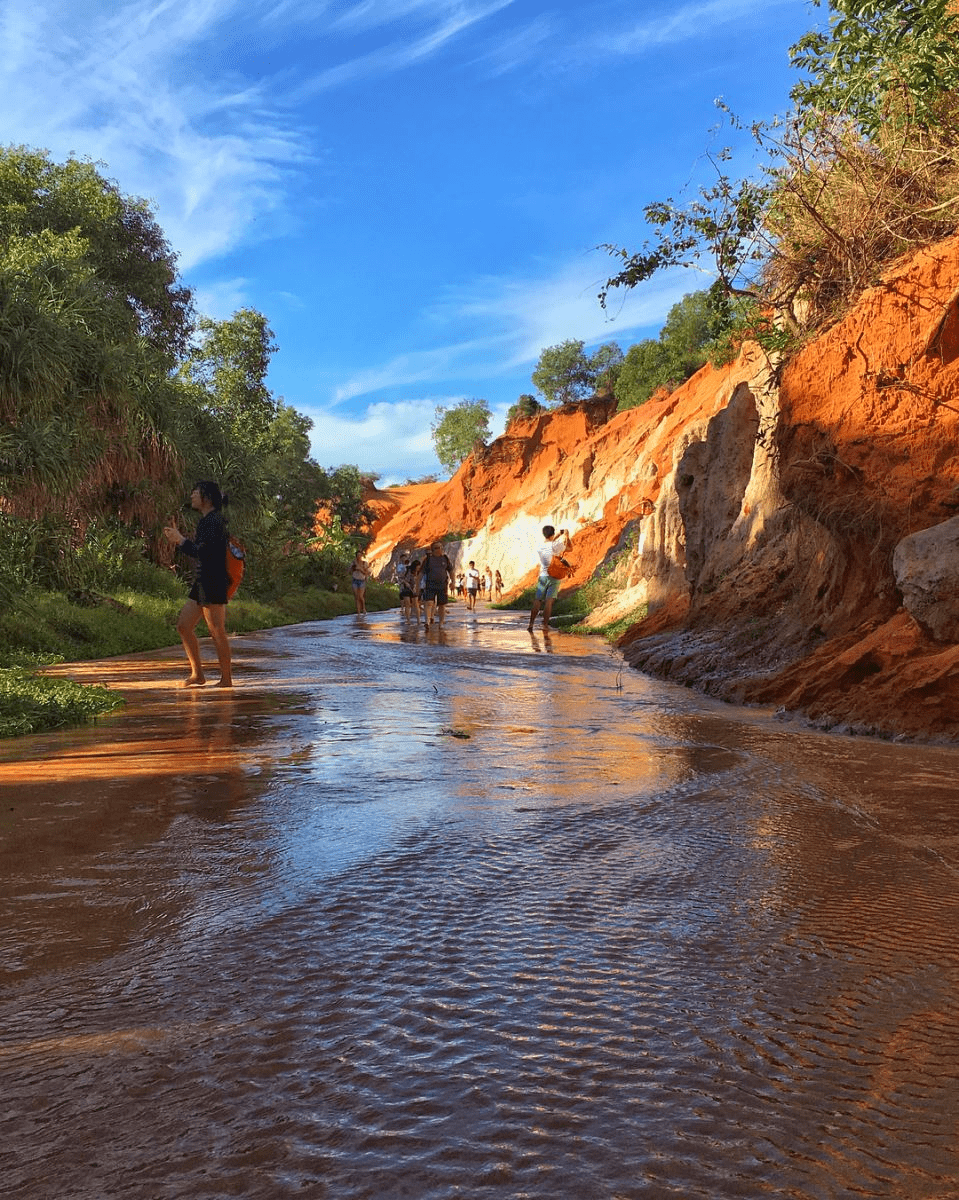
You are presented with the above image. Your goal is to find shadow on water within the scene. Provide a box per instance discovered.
[2,607,959,1198]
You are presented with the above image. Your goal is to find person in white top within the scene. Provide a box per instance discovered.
[527,525,571,631]
[465,561,481,610]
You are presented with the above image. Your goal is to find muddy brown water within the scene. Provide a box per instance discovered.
[2,609,959,1199]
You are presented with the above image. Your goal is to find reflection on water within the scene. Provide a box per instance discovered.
[2,608,959,1199]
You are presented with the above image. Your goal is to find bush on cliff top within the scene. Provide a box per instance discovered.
[600,0,959,351]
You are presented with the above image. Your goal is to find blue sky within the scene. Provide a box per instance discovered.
[1,0,819,483]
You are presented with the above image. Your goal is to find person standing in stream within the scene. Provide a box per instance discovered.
[465,561,481,610]
[421,541,456,627]
[527,525,572,632]
[163,481,233,688]
[350,549,370,614]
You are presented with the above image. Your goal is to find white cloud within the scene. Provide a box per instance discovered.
[191,277,251,320]
[331,0,507,35]
[304,397,445,481]
[470,15,553,75]
[0,0,310,269]
[332,338,501,404]
[0,0,509,272]
[450,257,701,363]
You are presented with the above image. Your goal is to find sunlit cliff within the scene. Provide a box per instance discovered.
[368,235,959,741]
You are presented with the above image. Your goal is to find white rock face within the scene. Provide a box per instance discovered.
[893,516,959,642]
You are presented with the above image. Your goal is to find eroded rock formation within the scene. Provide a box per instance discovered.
[368,236,959,741]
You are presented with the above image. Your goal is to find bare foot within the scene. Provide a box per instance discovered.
[182,675,206,687]
[214,678,233,688]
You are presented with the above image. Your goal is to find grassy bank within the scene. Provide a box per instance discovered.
[495,582,648,640]
[494,586,591,624]
[1,580,398,739]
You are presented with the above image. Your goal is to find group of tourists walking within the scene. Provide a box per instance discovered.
[393,542,499,624]
[164,476,575,686]
[459,563,502,608]
[354,549,511,623]
[388,524,571,632]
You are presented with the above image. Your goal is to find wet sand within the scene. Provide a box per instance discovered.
[2,608,959,1198]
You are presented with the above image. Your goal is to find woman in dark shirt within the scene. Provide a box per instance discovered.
[163,481,233,687]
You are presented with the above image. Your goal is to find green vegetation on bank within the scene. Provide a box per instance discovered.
[0,144,390,738]
[0,578,398,738]
[493,528,648,641]
[494,585,647,640]
[495,586,590,622]
[600,0,959,360]
[0,670,125,739]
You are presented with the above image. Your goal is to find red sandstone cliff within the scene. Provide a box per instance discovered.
[369,236,959,741]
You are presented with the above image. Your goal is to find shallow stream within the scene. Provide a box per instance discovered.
[2,609,959,1198]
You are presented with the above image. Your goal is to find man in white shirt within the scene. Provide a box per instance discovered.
[527,525,572,631]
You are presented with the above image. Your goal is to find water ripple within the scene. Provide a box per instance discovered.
[2,613,959,1198]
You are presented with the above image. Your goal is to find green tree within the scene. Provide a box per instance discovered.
[0,146,194,525]
[317,464,374,535]
[590,342,625,395]
[0,146,192,359]
[180,309,279,450]
[260,402,327,532]
[531,340,624,406]
[531,340,590,405]
[505,393,543,426]
[790,0,959,136]
[175,307,286,534]
[431,399,492,475]
[616,290,728,410]
[615,340,669,410]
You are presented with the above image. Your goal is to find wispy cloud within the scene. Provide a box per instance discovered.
[0,0,311,269]
[302,0,513,92]
[331,252,699,397]
[589,0,791,56]
[0,0,512,270]
[331,0,503,35]
[191,277,252,320]
[469,14,553,76]
[448,257,700,365]
[332,338,499,404]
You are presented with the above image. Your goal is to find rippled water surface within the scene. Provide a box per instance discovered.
[2,609,959,1199]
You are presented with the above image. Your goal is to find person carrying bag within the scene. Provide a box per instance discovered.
[528,525,573,631]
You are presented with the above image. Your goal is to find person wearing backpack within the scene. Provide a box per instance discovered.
[527,525,572,632]
[163,481,233,687]
[421,541,456,627]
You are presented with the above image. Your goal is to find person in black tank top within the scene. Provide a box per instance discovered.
[163,481,233,687]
